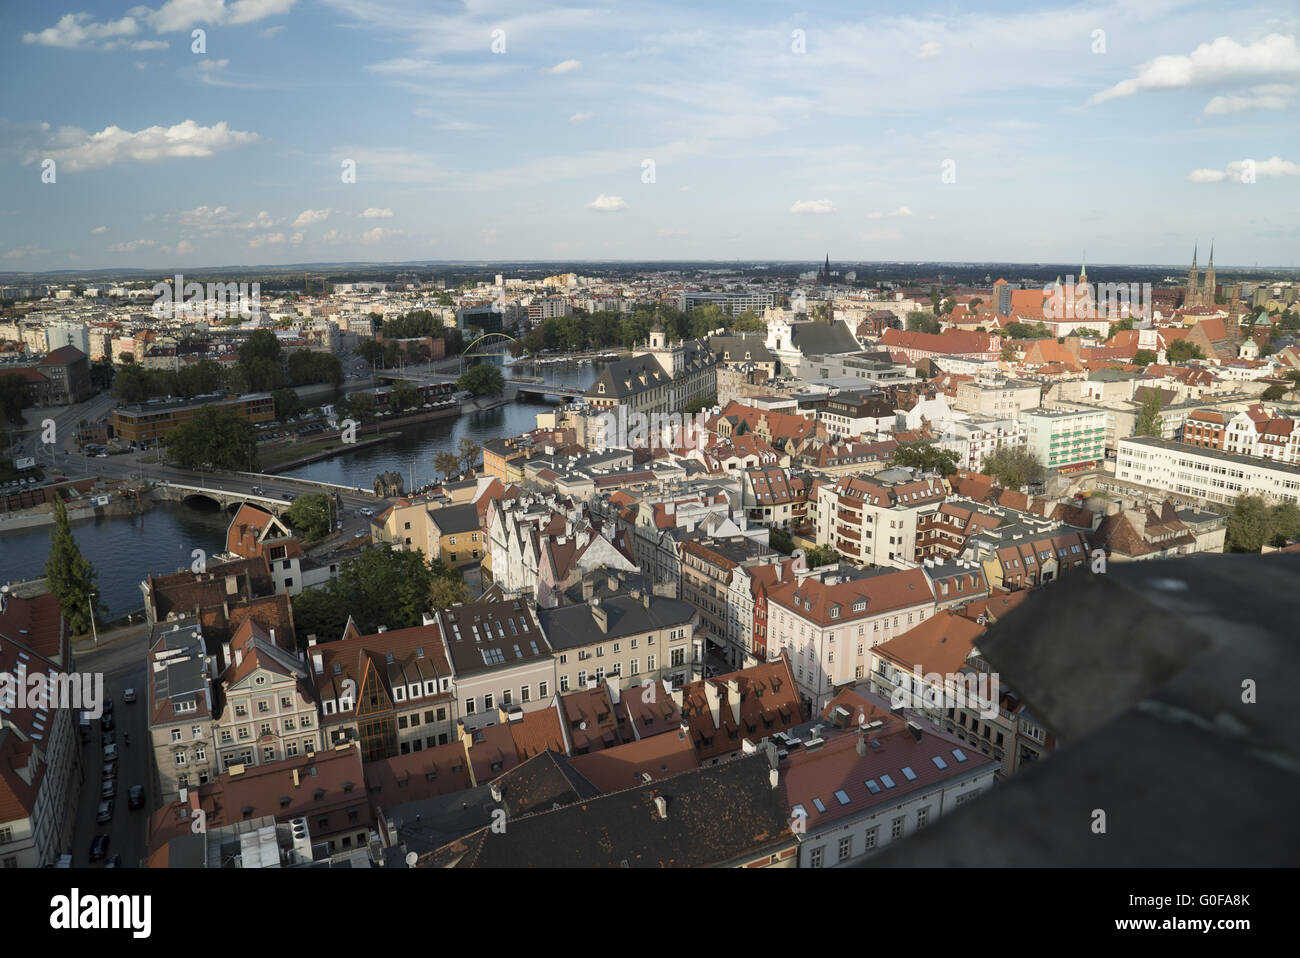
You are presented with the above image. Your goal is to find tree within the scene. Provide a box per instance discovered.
[435,450,461,481]
[731,309,765,332]
[357,340,385,365]
[768,526,795,555]
[1072,328,1102,340]
[0,372,31,425]
[982,447,1045,489]
[892,441,960,475]
[1113,318,1135,332]
[272,387,304,421]
[968,298,983,313]
[429,573,471,611]
[389,381,421,413]
[286,493,333,541]
[1000,341,1019,362]
[112,363,152,403]
[906,312,940,335]
[289,587,349,644]
[45,497,106,635]
[1135,390,1163,437]
[343,391,375,424]
[164,406,260,471]
[1167,339,1205,363]
[458,437,482,472]
[1262,384,1287,401]
[458,363,504,396]
[1134,349,1157,366]
[1226,495,1271,553]
[804,544,838,568]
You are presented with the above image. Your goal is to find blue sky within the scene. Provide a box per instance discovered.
[1,0,1297,270]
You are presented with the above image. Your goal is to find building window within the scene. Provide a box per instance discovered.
[171,728,182,742]
[891,816,905,840]
[917,806,930,829]
[809,846,824,868]
[465,698,476,714]
[838,836,852,862]
[863,826,878,850]
[484,693,494,710]
[521,686,531,703]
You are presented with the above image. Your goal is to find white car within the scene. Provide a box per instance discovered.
[103,743,118,762]
[122,688,137,703]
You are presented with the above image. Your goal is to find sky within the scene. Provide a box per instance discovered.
[1,0,1298,271]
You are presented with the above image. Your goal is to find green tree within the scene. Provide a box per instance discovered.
[45,497,106,635]
[458,363,505,396]
[239,329,282,366]
[1112,318,1135,332]
[1135,390,1163,437]
[1226,495,1271,553]
[0,372,32,424]
[164,406,261,470]
[289,546,435,640]
[804,544,838,568]
[1000,341,1019,362]
[429,573,471,611]
[343,391,376,424]
[1167,339,1205,363]
[435,450,461,481]
[1262,383,1287,401]
[285,493,333,541]
[1072,328,1102,340]
[1133,349,1157,366]
[892,441,960,475]
[289,587,349,644]
[357,340,385,365]
[272,387,304,421]
[389,381,421,413]
[906,312,940,335]
[768,526,794,555]
[731,309,765,332]
[112,363,152,403]
[982,446,1046,489]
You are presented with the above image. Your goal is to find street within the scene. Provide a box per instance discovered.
[69,624,154,868]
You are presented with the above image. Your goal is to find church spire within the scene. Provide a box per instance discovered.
[1079,252,1087,283]
[1208,241,1214,267]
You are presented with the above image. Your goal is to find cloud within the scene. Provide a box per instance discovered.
[293,208,331,226]
[261,25,286,37]
[248,232,286,248]
[91,226,109,234]
[175,239,195,256]
[4,246,50,260]
[916,41,941,59]
[868,206,914,218]
[107,239,157,252]
[199,59,230,72]
[656,227,688,237]
[21,13,161,51]
[1188,156,1300,183]
[789,199,834,214]
[569,112,595,124]
[322,229,343,243]
[586,194,627,211]
[143,0,298,34]
[361,227,403,244]
[290,232,304,245]
[547,59,581,74]
[1091,34,1300,104]
[359,207,393,218]
[1204,84,1296,114]
[30,120,258,173]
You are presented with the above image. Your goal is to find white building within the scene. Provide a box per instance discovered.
[1116,436,1300,506]
[1022,407,1108,471]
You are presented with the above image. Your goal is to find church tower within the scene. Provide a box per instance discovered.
[1186,243,1200,307]
[1203,242,1216,307]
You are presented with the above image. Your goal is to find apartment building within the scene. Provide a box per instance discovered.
[681,537,771,667]
[727,554,803,669]
[0,590,80,868]
[815,468,947,568]
[953,377,1042,416]
[804,390,897,439]
[437,600,555,733]
[310,622,457,760]
[585,319,717,422]
[741,466,807,529]
[538,584,699,694]
[960,522,1092,590]
[1022,407,1108,472]
[1116,436,1300,506]
[781,689,998,867]
[677,657,804,765]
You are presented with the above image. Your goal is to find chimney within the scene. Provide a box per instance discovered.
[727,677,741,724]
[490,783,503,803]
[582,577,595,602]
[269,628,276,646]
[769,767,780,789]
[221,641,232,667]
[422,613,436,626]
[234,646,243,668]
[642,591,651,609]
[312,652,323,674]
[856,734,868,757]
[704,681,722,730]
[590,600,608,634]
[906,720,923,742]
[608,674,622,704]
[654,795,668,819]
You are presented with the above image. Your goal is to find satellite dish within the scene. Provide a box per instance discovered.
[405,851,418,867]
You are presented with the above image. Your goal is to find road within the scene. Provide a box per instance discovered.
[69,624,153,868]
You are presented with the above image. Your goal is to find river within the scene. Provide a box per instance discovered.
[0,360,599,614]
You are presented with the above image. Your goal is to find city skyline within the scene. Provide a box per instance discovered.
[2,0,1298,269]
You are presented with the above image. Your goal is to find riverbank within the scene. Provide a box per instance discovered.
[262,433,400,472]
[0,488,152,531]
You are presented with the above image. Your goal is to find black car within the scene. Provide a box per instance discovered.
[102,730,115,747]
[89,835,110,862]
[100,713,114,732]
[104,855,122,868]
[127,785,145,810]
[102,699,113,716]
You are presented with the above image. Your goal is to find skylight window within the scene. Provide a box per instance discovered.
[880,774,896,789]
[812,798,826,813]
[932,755,948,769]
[901,766,917,781]
[865,779,881,794]
[834,790,851,805]
[952,748,968,762]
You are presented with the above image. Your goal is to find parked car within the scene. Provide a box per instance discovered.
[127,785,145,810]
[102,730,115,747]
[104,855,122,868]
[102,761,116,781]
[123,688,137,703]
[103,743,118,762]
[95,800,114,823]
[282,492,296,501]
[88,835,110,862]
[102,699,113,716]
[101,780,116,800]
[100,713,114,732]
